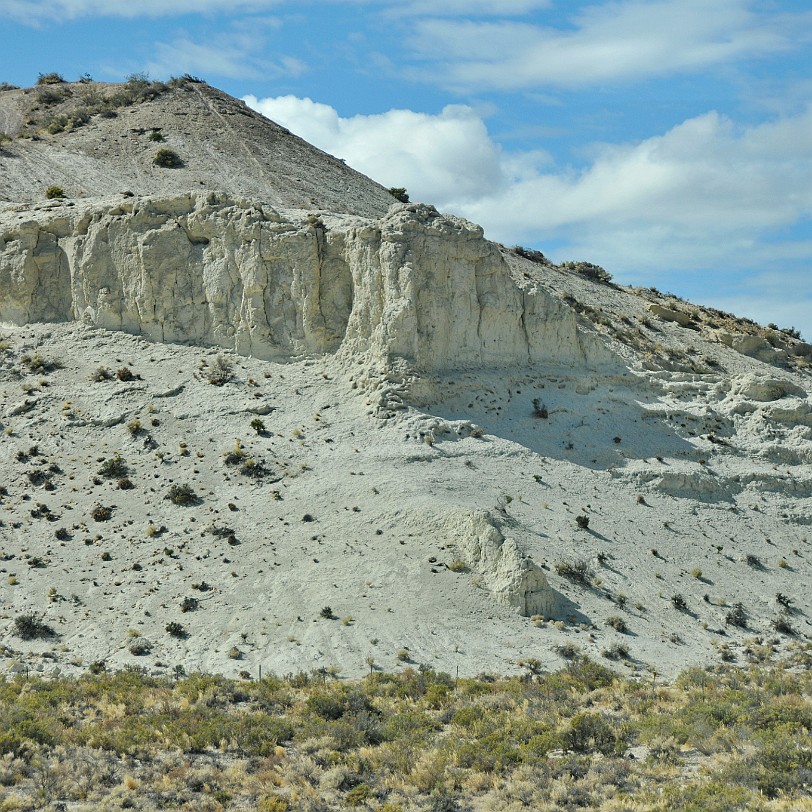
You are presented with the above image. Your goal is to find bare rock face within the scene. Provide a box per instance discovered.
[449,510,556,617]
[0,192,616,373]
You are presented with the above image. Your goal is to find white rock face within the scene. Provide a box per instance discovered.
[0,192,615,373]
[448,510,556,617]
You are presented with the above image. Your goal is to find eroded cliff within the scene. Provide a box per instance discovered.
[0,191,616,373]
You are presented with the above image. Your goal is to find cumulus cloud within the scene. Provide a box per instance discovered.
[408,0,806,90]
[245,92,812,328]
[244,95,509,203]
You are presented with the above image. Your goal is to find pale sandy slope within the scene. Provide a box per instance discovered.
[1,298,810,681]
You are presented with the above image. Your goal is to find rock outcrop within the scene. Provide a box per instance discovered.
[0,192,616,373]
[448,510,556,618]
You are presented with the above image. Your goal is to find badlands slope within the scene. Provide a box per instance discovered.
[1,80,811,682]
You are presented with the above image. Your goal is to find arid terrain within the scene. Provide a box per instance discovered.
[1,77,811,685]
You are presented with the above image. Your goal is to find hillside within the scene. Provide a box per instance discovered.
[0,76,394,216]
[1,79,811,683]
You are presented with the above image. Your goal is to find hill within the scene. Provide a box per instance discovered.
[0,79,811,683]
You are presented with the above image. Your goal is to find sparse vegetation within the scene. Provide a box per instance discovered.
[37,72,66,85]
[45,185,66,199]
[153,147,183,168]
[13,613,56,640]
[204,354,234,385]
[726,602,748,628]
[388,187,409,203]
[0,664,806,809]
[166,483,197,505]
[554,559,594,585]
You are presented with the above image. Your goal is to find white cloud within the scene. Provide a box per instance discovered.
[408,0,805,90]
[243,95,509,202]
[4,0,283,20]
[245,92,812,338]
[145,25,303,81]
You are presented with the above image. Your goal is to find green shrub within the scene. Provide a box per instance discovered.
[45,185,66,199]
[153,147,183,168]
[166,483,197,505]
[605,615,627,633]
[560,260,613,284]
[554,559,594,585]
[725,603,747,628]
[388,187,409,203]
[13,613,56,640]
[98,454,128,479]
[166,621,187,638]
[37,72,66,85]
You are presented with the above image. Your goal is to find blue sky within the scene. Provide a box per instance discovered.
[3,0,812,339]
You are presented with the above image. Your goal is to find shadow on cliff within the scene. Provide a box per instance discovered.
[426,376,696,472]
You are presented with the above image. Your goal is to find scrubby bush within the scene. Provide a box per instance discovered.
[166,483,197,505]
[45,185,66,199]
[166,622,187,638]
[205,355,233,385]
[153,147,183,168]
[388,187,409,203]
[128,637,152,657]
[13,613,56,640]
[560,261,613,284]
[725,603,747,629]
[98,455,128,479]
[37,72,66,85]
[554,559,594,585]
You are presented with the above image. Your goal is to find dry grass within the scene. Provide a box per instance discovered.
[0,659,809,810]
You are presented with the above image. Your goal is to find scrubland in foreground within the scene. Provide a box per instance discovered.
[1,657,810,811]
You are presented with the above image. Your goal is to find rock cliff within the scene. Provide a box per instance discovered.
[0,191,615,373]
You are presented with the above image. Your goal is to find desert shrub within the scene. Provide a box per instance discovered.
[388,187,409,203]
[560,260,613,284]
[575,514,590,530]
[153,147,183,168]
[725,603,748,628]
[180,596,199,613]
[127,418,142,435]
[602,643,630,660]
[671,593,687,611]
[447,559,466,572]
[91,366,112,381]
[166,483,197,505]
[205,354,233,385]
[605,616,627,633]
[116,366,135,381]
[13,613,56,640]
[532,397,548,418]
[168,73,204,87]
[745,554,762,569]
[554,559,594,585]
[166,622,187,638]
[773,612,795,635]
[128,638,152,656]
[320,606,335,619]
[91,504,113,521]
[148,129,164,141]
[250,418,266,434]
[0,82,20,91]
[0,131,11,147]
[45,185,66,199]
[22,351,62,373]
[37,72,66,85]
[98,455,128,478]
[561,712,617,754]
